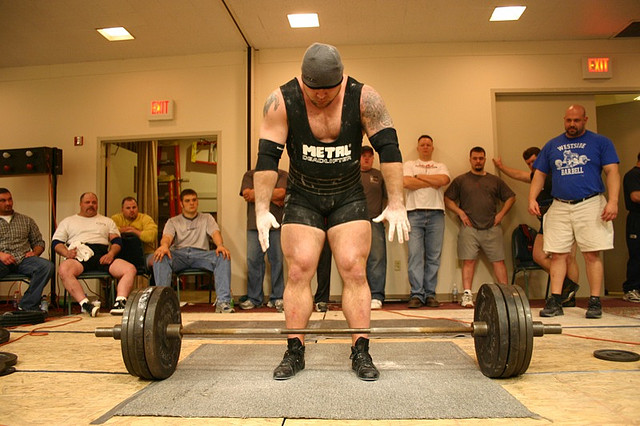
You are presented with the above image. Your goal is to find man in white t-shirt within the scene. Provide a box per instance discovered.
[52,192,136,317]
[403,135,451,308]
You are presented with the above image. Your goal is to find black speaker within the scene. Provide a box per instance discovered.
[0,147,62,176]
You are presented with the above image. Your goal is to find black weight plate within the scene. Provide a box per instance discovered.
[0,352,18,367]
[143,287,182,380]
[0,327,9,344]
[0,359,15,377]
[593,349,640,362]
[512,285,534,376]
[474,283,510,378]
[497,285,522,378]
[131,287,155,379]
[121,288,145,378]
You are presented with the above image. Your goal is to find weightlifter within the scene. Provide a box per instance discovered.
[253,42,410,381]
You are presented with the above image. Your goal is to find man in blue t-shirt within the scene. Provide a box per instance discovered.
[529,104,620,319]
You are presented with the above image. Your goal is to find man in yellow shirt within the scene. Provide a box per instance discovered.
[111,196,158,268]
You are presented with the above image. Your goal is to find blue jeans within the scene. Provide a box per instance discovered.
[368,221,387,301]
[152,247,232,302]
[246,229,284,305]
[407,209,445,302]
[0,256,54,310]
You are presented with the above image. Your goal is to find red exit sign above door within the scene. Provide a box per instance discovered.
[148,99,175,120]
[582,57,612,79]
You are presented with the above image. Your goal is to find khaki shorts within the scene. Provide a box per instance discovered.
[543,195,614,253]
[457,225,505,262]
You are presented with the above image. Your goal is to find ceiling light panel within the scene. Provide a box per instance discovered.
[490,6,526,22]
[97,27,135,41]
[287,13,319,28]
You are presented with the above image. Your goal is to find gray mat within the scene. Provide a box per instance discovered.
[107,341,535,420]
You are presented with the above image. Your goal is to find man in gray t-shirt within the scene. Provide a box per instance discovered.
[152,189,233,313]
[444,147,515,308]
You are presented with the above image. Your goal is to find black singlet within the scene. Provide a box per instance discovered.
[280,77,364,196]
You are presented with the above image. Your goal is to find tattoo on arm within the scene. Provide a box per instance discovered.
[361,89,393,134]
[263,92,280,117]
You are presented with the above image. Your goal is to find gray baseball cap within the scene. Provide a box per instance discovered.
[301,43,344,89]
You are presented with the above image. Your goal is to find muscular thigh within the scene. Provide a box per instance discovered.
[281,224,325,272]
[327,220,371,273]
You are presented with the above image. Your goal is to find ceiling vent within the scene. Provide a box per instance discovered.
[614,21,640,38]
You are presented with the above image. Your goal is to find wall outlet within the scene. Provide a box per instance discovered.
[393,260,401,271]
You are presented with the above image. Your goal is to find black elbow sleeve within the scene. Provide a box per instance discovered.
[369,128,402,163]
[256,138,285,171]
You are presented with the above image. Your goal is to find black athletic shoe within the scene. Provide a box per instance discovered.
[585,297,602,319]
[540,296,564,317]
[82,302,99,317]
[350,337,379,381]
[273,338,305,380]
[561,278,580,307]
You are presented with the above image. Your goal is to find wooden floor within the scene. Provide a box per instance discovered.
[1,295,639,425]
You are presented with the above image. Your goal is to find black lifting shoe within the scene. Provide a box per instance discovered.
[561,278,580,307]
[273,337,305,380]
[585,296,602,319]
[350,337,379,381]
[540,295,564,317]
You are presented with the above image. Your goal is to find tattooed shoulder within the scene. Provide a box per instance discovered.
[263,91,281,117]
[361,88,393,131]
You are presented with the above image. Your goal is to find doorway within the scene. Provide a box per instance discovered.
[494,91,640,296]
[103,133,220,242]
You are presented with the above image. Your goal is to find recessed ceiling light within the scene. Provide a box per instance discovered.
[287,13,319,28]
[490,6,526,21]
[97,27,134,41]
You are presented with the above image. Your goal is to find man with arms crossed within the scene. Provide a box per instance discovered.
[403,135,451,308]
[254,43,410,381]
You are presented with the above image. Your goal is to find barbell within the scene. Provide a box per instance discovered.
[95,283,561,381]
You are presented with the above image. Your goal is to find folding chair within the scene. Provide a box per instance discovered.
[511,224,550,298]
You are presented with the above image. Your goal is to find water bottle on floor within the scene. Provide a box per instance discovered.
[452,284,458,303]
[12,291,20,309]
[40,296,49,313]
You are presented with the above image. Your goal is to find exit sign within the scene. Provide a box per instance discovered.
[148,99,174,121]
[582,57,612,79]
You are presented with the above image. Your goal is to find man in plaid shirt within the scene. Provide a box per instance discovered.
[0,188,54,311]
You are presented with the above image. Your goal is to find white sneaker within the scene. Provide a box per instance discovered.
[215,302,235,313]
[370,299,383,310]
[239,299,258,310]
[460,291,474,308]
[623,289,640,303]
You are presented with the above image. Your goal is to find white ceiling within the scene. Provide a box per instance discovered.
[0,0,639,69]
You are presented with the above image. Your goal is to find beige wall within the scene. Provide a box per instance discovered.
[1,39,639,300]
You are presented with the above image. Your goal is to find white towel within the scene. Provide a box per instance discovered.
[68,242,94,262]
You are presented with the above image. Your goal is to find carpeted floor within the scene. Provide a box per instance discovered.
[101,341,535,421]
